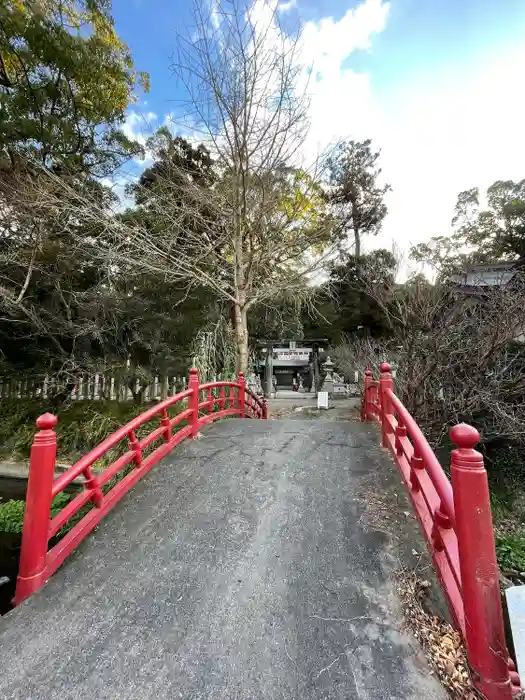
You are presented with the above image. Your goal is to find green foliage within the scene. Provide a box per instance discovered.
[325,139,391,256]
[496,535,525,573]
[249,296,305,341]
[0,398,165,460]
[486,444,525,492]
[302,249,396,343]
[0,499,24,534]
[0,0,156,382]
[191,315,238,381]
[490,489,513,523]
[0,0,147,175]
[410,179,525,271]
[0,493,70,534]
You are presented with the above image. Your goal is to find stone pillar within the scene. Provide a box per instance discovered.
[313,349,320,394]
[264,345,273,398]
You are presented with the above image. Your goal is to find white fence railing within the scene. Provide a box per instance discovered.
[0,374,191,402]
[0,369,394,402]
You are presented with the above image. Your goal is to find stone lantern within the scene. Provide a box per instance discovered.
[320,355,335,396]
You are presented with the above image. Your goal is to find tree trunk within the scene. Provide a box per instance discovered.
[233,302,249,374]
[351,199,361,258]
[354,228,361,258]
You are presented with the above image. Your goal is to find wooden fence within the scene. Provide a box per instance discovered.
[0,374,195,402]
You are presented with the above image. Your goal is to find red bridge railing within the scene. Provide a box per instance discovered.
[363,362,520,699]
[15,369,267,605]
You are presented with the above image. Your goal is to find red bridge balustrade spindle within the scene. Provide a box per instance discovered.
[83,467,103,508]
[431,501,451,553]
[129,429,142,466]
[394,416,407,456]
[161,408,171,441]
[361,368,373,421]
[410,444,424,492]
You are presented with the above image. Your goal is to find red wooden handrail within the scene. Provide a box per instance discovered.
[15,369,268,605]
[386,388,455,529]
[362,362,521,699]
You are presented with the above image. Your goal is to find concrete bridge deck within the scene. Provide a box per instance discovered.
[0,418,445,699]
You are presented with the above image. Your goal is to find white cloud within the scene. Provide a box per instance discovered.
[300,0,389,69]
[100,174,134,211]
[122,110,158,166]
[162,113,207,145]
[293,0,388,160]
[375,44,525,259]
[278,0,297,12]
[292,0,525,266]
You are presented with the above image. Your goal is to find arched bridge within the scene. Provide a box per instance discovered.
[0,366,520,699]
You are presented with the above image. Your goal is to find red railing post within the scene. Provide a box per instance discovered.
[450,423,513,700]
[129,429,142,466]
[361,368,372,421]
[237,372,245,417]
[409,444,424,492]
[395,415,407,456]
[161,408,171,441]
[379,362,394,448]
[15,413,58,605]
[188,368,199,438]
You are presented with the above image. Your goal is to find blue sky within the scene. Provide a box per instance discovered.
[110,0,525,259]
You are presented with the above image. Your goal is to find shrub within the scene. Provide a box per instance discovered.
[0,398,185,461]
[496,535,525,573]
[0,493,71,534]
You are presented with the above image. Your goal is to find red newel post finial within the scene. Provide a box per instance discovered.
[450,423,513,700]
[36,413,57,431]
[450,423,480,452]
[15,413,58,605]
[188,368,199,438]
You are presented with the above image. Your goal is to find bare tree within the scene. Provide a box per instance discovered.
[24,0,339,373]
[330,335,383,381]
[353,264,525,449]
[160,0,335,371]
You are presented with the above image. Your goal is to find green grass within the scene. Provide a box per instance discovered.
[496,535,525,573]
[0,398,167,461]
[490,480,525,573]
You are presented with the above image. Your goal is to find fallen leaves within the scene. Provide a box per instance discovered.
[394,569,482,699]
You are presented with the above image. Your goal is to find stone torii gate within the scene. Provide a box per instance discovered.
[255,338,328,397]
